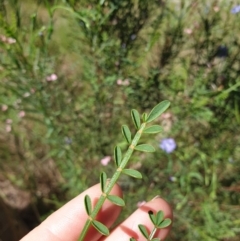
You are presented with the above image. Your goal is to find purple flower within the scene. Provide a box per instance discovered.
[159,138,176,153]
[231,5,240,14]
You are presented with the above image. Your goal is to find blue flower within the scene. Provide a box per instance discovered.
[231,5,240,14]
[159,138,176,154]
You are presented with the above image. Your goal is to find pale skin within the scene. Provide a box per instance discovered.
[20,183,173,241]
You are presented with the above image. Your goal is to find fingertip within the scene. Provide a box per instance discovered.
[145,196,173,240]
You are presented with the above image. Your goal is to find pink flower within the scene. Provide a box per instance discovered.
[0,35,16,44]
[7,37,16,44]
[46,74,58,82]
[1,105,8,111]
[100,156,111,166]
[6,125,11,132]
[6,119,12,124]
[184,28,193,35]
[117,79,130,86]
[18,111,25,118]
[117,79,123,85]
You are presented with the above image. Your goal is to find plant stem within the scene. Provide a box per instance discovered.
[148,227,157,240]
[78,122,146,241]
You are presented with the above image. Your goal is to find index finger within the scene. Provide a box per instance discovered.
[20,183,122,241]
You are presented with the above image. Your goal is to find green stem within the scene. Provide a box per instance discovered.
[148,227,157,240]
[78,123,146,241]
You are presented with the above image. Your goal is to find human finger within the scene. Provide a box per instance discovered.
[101,196,173,241]
[20,183,122,241]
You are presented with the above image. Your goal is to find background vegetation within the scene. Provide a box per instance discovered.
[0,0,240,240]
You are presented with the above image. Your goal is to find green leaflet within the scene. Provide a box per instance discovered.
[100,0,105,5]
[84,195,92,215]
[100,172,107,192]
[146,100,170,123]
[107,195,125,206]
[135,144,155,152]
[131,109,141,129]
[151,238,161,241]
[130,238,137,241]
[92,220,109,236]
[122,169,142,179]
[142,113,148,122]
[114,146,122,167]
[143,125,163,134]
[157,218,172,229]
[138,224,149,239]
[148,210,156,225]
[122,125,132,143]
[156,211,164,226]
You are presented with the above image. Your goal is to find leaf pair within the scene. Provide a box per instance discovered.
[130,226,160,241]
[100,172,125,206]
[131,100,170,130]
[84,195,109,236]
[130,210,172,241]
[84,193,124,237]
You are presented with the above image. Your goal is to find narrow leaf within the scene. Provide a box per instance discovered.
[100,172,107,192]
[130,238,137,241]
[156,211,164,226]
[84,195,92,215]
[138,224,149,239]
[122,169,142,179]
[143,125,163,134]
[142,113,148,122]
[114,146,122,167]
[92,220,109,236]
[157,218,172,229]
[151,238,161,241]
[146,100,170,123]
[122,125,132,143]
[131,109,141,129]
[135,144,155,152]
[107,195,125,206]
[148,210,156,225]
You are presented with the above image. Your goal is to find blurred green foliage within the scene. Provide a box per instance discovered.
[0,0,240,240]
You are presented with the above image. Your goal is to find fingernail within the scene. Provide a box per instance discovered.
[151,195,161,201]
